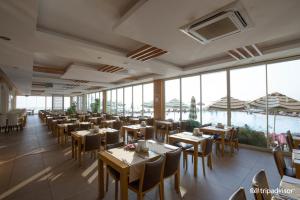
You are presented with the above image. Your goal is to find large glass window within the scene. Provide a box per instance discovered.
[52,95,63,110]
[46,96,52,110]
[124,87,132,116]
[231,66,267,147]
[165,79,180,121]
[181,76,200,121]
[16,96,46,114]
[106,90,111,113]
[117,88,124,115]
[133,85,143,116]
[268,60,300,135]
[64,96,70,110]
[202,71,227,125]
[99,92,103,112]
[111,89,117,114]
[143,83,154,117]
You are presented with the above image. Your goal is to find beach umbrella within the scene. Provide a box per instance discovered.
[207,97,247,110]
[189,96,197,120]
[165,98,189,119]
[249,92,300,133]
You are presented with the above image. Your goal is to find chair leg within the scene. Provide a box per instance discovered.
[106,171,109,192]
[202,157,205,176]
[209,154,213,169]
[115,180,118,200]
[137,193,143,200]
[159,181,164,200]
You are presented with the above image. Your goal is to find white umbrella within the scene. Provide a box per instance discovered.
[208,97,247,110]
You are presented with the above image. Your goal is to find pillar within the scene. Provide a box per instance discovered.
[154,80,165,120]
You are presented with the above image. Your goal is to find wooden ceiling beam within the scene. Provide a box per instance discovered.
[131,47,157,59]
[127,44,152,58]
[136,48,164,60]
[141,50,168,61]
[33,66,66,75]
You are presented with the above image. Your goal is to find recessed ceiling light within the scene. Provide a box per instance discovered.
[0,36,11,41]
[97,56,102,59]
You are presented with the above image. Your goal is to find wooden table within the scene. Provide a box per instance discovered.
[57,123,76,144]
[199,126,232,157]
[89,117,101,124]
[169,132,210,177]
[121,125,153,143]
[98,140,178,200]
[273,175,300,199]
[292,149,300,179]
[101,120,116,128]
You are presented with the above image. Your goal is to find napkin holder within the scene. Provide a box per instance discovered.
[136,140,148,153]
[216,123,224,129]
[94,126,99,133]
[89,129,95,134]
[140,121,147,127]
[193,128,202,136]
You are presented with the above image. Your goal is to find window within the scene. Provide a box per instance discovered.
[16,96,46,114]
[46,96,52,110]
[52,95,63,110]
[111,89,117,114]
[202,71,227,125]
[64,96,70,110]
[181,76,200,121]
[133,85,142,116]
[117,88,124,115]
[77,95,83,111]
[143,83,154,117]
[165,79,180,121]
[106,90,111,113]
[124,87,132,116]
[99,92,103,112]
[268,60,300,134]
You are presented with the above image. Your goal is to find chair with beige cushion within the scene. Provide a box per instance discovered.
[129,156,165,200]
[252,170,272,200]
[229,187,247,200]
[273,146,295,178]
[286,130,300,152]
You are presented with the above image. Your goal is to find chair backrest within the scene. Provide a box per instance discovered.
[80,123,91,130]
[146,118,154,126]
[7,113,18,125]
[106,142,124,150]
[112,121,122,130]
[286,131,294,152]
[229,187,247,200]
[144,127,154,140]
[106,131,120,145]
[0,115,7,126]
[252,170,272,200]
[164,148,182,178]
[67,124,79,135]
[272,146,286,177]
[203,138,213,155]
[84,134,101,151]
[140,155,165,192]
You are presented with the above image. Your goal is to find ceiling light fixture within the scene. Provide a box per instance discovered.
[0,36,11,41]
[97,56,102,59]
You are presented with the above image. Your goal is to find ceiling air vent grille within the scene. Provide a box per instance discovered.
[181,8,250,44]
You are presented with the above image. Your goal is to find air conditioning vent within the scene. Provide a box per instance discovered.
[180,2,252,44]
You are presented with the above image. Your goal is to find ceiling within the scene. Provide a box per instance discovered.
[0,0,300,95]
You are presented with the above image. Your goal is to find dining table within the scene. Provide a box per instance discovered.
[100,119,116,128]
[88,117,101,124]
[121,124,153,143]
[273,175,300,199]
[169,132,211,177]
[98,140,178,200]
[72,128,117,166]
[199,126,232,157]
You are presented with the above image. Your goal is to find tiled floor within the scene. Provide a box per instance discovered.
[0,116,281,200]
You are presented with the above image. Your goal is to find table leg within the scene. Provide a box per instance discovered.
[78,138,82,166]
[57,127,61,144]
[221,134,225,157]
[295,163,300,179]
[120,171,128,200]
[193,143,198,177]
[71,135,74,159]
[175,163,180,192]
[98,158,104,199]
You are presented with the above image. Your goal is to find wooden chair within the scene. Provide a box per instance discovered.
[183,138,213,176]
[82,134,101,160]
[273,146,295,178]
[215,128,237,155]
[252,170,272,200]
[128,155,165,200]
[105,142,125,200]
[64,124,79,144]
[79,123,91,130]
[163,148,182,194]
[104,131,120,149]
[286,130,300,152]
[229,187,247,200]
[112,121,123,131]
[138,127,155,140]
